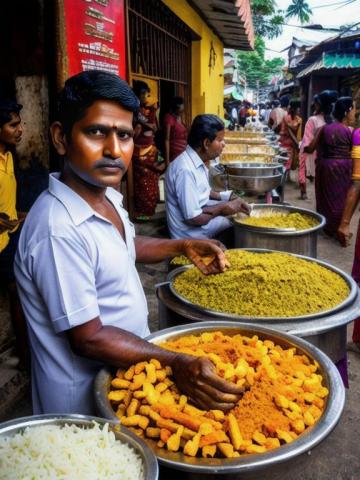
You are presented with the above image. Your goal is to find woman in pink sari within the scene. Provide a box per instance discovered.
[279,100,302,171]
[299,90,338,199]
[306,97,355,237]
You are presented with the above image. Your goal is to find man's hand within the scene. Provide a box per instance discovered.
[221,198,251,216]
[337,223,352,247]
[0,213,21,233]
[182,239,230,275]
[172,354,245,411]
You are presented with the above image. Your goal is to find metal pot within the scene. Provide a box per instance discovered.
[157,248,360,364]
[232,205,326,258]
[225,162,282,177]
[95,322,345,480]
[0,414,159,480]
[227,173,283,194]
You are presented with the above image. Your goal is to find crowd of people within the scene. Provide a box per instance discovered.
[1,70,360,416]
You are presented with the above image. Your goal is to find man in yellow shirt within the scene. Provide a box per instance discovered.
[0,99,27,368]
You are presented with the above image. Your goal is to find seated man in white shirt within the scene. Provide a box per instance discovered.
[165,114,249,246]
[14,71,244,415]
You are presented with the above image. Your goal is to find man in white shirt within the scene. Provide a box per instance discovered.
[165,115,249,245]
[14,71,244,414]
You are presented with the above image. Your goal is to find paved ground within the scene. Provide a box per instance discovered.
[0,176,359,479]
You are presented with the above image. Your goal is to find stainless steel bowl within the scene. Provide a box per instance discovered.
[167,249,357,322]
[225,162,282,177]
[0,414,159,480]
[227,173,283,194]
[95,322,345,478]
[232,205,326,258]
[233,204,325,234]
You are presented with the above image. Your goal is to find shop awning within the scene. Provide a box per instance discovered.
[297,52,360,78]
[189,0,254,50]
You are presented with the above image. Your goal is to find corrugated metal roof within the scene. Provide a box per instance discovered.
[297,52,360,78]
[188,0,254,50]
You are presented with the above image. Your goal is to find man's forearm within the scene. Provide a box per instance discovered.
[70,324,179,369]
[135,236,188,263]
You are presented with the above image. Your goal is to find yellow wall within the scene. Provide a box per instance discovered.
[162,0,224,119]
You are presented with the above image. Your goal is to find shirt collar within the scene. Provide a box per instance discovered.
[48,172,124,226]
[186,145,205,169]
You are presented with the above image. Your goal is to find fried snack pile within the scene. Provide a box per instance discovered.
[173,250,349,317]
[236,212,319,230]
[108,331,328,459]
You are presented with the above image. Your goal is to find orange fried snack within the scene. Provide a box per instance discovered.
[107,331,328,459]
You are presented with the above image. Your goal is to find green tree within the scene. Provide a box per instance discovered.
[236,37,285,89]
[286,0,312,23]
[250,0,284,39]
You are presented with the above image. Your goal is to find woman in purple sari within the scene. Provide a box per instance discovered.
[306,97,355,237]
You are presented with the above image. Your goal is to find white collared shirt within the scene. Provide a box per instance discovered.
[165,145,232,239]
[14,173,149,415]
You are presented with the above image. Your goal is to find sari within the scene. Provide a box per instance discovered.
[315,122,352,237]
[133,106,162,218]
[279,113,302,171]
[299,114,325,190]
[163,113,187,162]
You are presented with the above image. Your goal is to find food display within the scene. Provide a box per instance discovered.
[220,153,274,164]
[108,331,328,459]
[235,212,319,231]
[0,422,144,479]
[222,145,275,155]
[172,250,349,317]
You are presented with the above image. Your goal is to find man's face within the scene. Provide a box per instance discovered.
[0,113,23,147]
[59,100,134,188]
[206,129,225,159]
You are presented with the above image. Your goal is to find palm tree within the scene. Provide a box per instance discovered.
[286,0,312,24]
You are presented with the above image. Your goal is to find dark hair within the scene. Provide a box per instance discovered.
[170,96,184,112]
[317,90,338,123]
[0,99,23,127]
[273,100,280,108]
[56,70,139,139]
[280,95,289,108]
[289,100,300,119]
[188,114,224,150]
[333,97,353,122]
[132,80,150,98]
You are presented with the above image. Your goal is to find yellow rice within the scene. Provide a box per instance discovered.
[173,250,349,317]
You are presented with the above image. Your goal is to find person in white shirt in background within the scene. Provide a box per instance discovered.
[165,114,250,247]
[14,71,245,415]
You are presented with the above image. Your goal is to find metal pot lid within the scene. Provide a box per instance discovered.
[167,249,358,322]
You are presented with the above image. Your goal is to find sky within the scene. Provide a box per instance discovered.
[265,0,360,60]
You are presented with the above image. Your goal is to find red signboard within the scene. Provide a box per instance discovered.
[63,0,126,79]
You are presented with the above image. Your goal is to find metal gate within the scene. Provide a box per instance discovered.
[127,0,194,121]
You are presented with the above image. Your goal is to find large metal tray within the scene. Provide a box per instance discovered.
[0,414,159,480]
[167,249,358,322]
[95,322,345,476]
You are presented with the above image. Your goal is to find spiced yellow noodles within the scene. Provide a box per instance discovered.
[173,251,349,317]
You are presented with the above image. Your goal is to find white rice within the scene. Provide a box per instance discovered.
[0,421,144,480]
